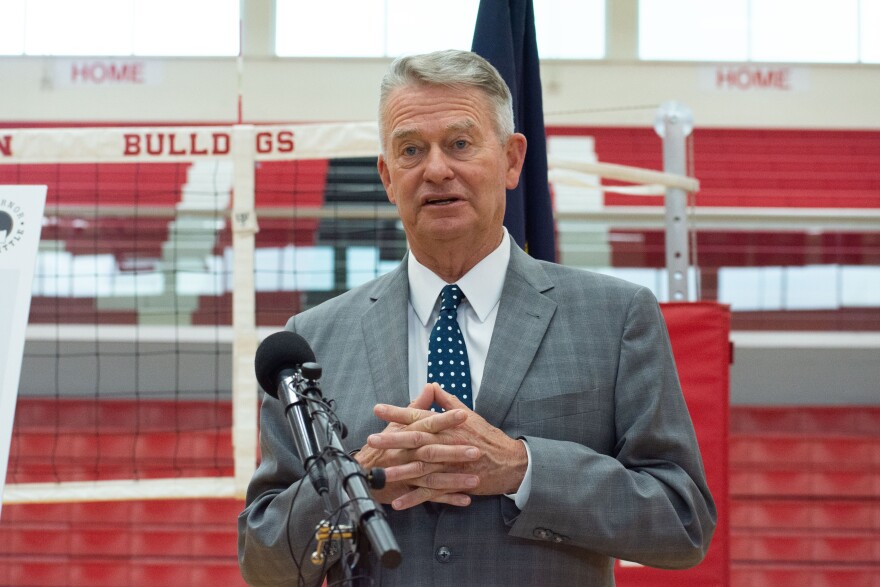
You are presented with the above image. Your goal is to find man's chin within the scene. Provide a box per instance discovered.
[415,219,476,242]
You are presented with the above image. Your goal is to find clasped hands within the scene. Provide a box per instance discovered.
[353,382,527,511]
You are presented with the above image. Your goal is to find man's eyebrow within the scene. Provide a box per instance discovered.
[390,127,419,142]
[446,119,476,133]
[390,119,477,143]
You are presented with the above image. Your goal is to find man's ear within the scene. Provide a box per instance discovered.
[377,154,396,205]
[504,133,528,190]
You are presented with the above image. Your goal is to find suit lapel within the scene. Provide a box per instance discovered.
[477,246,557,428]
[361,262,411,407]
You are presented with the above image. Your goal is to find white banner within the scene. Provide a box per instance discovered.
[0,122,381,164]
[0,185,47,518]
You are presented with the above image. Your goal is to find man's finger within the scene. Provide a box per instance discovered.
[382,463,477,487]
[429,493,472,507]
[409,383,438,410]
[375,404,466,432]
[368,430,431,450]
[379,445,480,483]
[374,403,428,425]
[368,426,476,449]
[382,460,439,483]
[414,443,480,463]
[390,476,478,510]
[433,386,470,412]
[418,472,480,492]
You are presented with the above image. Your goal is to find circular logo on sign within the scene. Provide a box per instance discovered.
[0,211,13,240]
[0,201,26,253]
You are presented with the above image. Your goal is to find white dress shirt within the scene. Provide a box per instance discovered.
[405,229,532,507]
[406,231,508,403]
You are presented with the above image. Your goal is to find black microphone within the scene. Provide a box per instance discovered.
[254,330,315,398]
[254,331,402,570]
[255,331,328,495]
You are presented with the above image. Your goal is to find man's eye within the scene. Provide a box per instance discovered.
[402,146,418,156]
[453,140,469,149]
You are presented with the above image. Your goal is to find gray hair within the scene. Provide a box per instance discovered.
[378,49,515,149]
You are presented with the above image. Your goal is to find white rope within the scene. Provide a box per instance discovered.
[3,477,238,503]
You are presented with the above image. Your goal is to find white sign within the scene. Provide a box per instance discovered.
[0,185,47,518]
[54,59,164,87]
[700,65,810,92]
[0,122,381,164]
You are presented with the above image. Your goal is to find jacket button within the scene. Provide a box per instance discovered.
[435,546,452,563]
[533,528,551,540]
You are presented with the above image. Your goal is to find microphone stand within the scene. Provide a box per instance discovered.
[279,362,401,584]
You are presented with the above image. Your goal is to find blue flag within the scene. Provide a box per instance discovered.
[472,0,556,262]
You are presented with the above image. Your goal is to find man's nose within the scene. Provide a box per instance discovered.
[423,147,454,183]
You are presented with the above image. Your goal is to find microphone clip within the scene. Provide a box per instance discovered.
[312,520,352,566]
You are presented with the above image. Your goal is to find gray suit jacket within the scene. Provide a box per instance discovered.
[238,243,716,586]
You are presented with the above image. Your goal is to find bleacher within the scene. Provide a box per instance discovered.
[1,399,243,586]
[729,406,880,586]
[0,499,244,586]
[2,402,878,586]
[568,127,880,208]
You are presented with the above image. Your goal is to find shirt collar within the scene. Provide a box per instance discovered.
[408,229,511,326]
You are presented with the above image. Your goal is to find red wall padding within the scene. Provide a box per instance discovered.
[616,302,731,586]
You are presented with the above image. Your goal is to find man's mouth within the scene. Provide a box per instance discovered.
[425,196,459,206]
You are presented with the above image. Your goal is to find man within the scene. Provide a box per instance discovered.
[239,49,716,586]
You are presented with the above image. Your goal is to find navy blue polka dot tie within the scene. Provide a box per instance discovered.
[427,284,473,410]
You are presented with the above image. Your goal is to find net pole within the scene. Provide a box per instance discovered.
[237,5,244,124]
[231,125,259,497]
[654,102,695,302]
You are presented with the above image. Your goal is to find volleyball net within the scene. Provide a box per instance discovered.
[1,122,685,504]
[19,120,860,505]
[1,122,400,504]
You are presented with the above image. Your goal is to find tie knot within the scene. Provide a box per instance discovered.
[439,284,464,312]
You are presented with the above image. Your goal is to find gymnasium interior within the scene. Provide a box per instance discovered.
[1,1,878,585]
